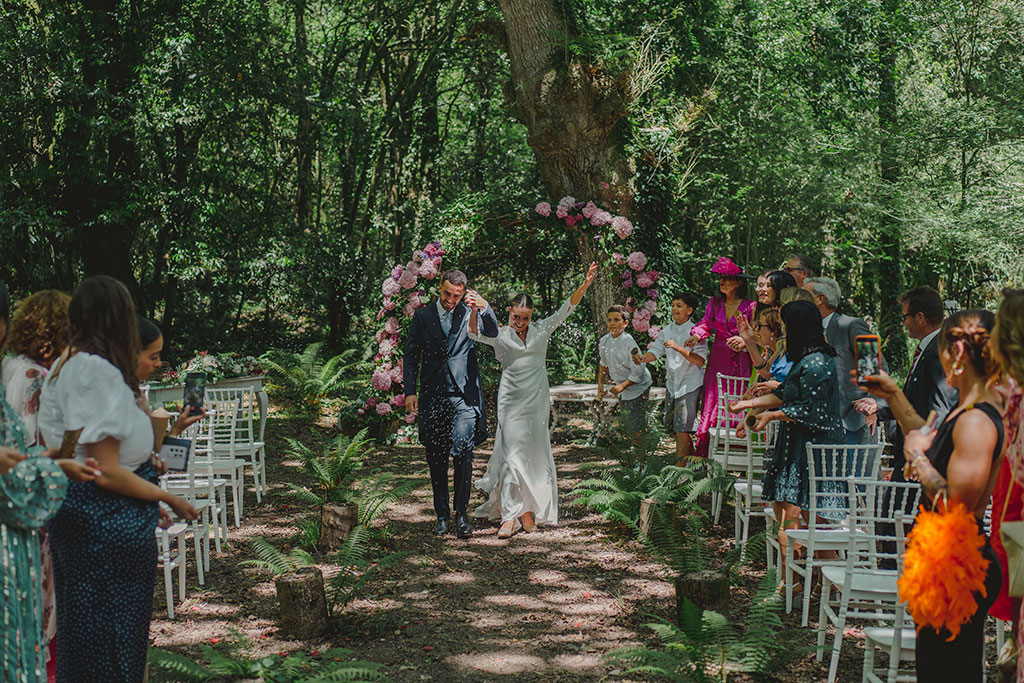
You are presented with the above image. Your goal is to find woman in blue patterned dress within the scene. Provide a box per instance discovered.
[728,300,844,575]
[39,276,198,682]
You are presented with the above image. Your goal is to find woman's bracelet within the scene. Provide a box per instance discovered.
[754,358,767,370]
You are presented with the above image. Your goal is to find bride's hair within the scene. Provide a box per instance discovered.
[510,293,534,309]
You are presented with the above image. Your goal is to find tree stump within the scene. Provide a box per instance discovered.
[675,569,729,619]
[321,501,359,549]
[275,566,328,638]
[639,499,678,537]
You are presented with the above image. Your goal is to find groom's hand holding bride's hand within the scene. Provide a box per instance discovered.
[465,290,488,310]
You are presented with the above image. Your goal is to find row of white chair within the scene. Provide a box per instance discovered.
[149,386,267,618]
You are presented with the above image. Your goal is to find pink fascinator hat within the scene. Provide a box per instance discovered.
[710,257,755,279]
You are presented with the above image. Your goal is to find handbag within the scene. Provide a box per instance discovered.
[998,478,1024,597]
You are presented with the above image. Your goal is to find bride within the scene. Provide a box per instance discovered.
[468,262,597,538]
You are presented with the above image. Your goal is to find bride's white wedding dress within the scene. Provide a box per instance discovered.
[470,298,577,527]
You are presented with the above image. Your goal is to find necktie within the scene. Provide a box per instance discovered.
[441,310,451,336]
[910,344,922,373]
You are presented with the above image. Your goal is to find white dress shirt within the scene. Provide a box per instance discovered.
[648,320,707,398]
[599,332,652,401]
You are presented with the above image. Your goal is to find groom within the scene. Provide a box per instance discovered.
[403,269,498,538]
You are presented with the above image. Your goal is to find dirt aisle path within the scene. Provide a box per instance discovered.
[151,433,676,681]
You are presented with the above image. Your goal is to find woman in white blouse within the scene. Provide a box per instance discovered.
[468,263,596,538]
[39,276,197,682]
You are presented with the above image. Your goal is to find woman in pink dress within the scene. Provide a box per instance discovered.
[686,257,757,457]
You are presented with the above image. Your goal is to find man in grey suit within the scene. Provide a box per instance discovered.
[804,277,887,444]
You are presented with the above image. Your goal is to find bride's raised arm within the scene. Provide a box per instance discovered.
[537,262,597,336]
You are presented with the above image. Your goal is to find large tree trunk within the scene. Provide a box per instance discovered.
[874,0,907,371]
[295,0,315,232]
[496,0,635,335]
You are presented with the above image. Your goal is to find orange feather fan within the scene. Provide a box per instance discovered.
[898,501,989,640]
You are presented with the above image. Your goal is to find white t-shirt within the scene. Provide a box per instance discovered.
[599,332,652,401]
[39,353,153,469]
[648,320,707,398]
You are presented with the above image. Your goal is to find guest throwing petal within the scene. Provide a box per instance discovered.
[686,257,757,457]
[469,262,597,539]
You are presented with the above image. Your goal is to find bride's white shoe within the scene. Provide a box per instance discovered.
[498,520,515,539]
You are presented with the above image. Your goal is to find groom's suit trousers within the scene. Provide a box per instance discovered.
[423,394,477,518]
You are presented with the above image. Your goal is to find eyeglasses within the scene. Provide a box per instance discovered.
[901,312,917,320]
[757,324,772,330]
[783,266,806,274]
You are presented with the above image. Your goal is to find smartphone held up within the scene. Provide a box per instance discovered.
[854,334,882,385]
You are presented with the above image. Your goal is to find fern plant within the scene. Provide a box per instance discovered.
[241,526,409,615]
[239,537,315,576]
[283,430,373,507]
[606,570,804,682]
[260,343,360,414]
[148,642,389,682]
[325,524,411,611]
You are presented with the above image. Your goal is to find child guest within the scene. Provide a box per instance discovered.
[635,292,707,463]
[598,305,652,436]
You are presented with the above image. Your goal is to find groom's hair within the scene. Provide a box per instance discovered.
[607,304,629,320]
[510,293,534,309]
[441,269,467,288]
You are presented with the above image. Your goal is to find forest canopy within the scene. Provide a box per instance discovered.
[2,0,1022,370]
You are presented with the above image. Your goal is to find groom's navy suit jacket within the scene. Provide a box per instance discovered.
[403,300,499,447]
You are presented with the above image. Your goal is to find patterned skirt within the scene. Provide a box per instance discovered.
[47,462,160,682]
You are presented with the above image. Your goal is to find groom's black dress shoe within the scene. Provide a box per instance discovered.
[454,512,472,538]
[434,517,450,536]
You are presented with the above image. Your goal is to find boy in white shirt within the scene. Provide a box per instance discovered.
[635,292,707,463]
[597,305,653,437]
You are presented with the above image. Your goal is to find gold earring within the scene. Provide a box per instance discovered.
[953,360,965,376]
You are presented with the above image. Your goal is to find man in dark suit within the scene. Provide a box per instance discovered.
[804,276,888,444]
[854,285,957,481]
[404,269,498,537]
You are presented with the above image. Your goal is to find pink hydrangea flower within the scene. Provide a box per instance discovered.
[404,412,416,424]
[418,259,439,280]
[412,250,426,262]
[622,278,633,289]
[391,265,404,281]
[379,339,394,356]
[384,316,400,334]
[371,368,392,391]
[611,216,633,239]
[581,201,597,218]
[375,330,387,343]
[382,298,396,311]
[636,274,653,288]
[556,204,569,219]
[590,209,612,227]
[612,252,626,265]
[398,269,418,290]
[648,289,659,299]
[382,278,401,297]
[626,251,648,272]
[535,202,551,217]
[643,299,657,314]
[391,394,406,407]
[649,325,661,339]
[366,396,379,408]
[558,196,576,209]
[423,242,443,258]
[375,402,393,416]
[633,316,650,333]
[403,302,415,318]
[389,364,403,383]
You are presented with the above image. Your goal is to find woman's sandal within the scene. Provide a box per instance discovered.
[498,520,515,539]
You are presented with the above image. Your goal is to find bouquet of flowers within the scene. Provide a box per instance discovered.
[534,197,659,347]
